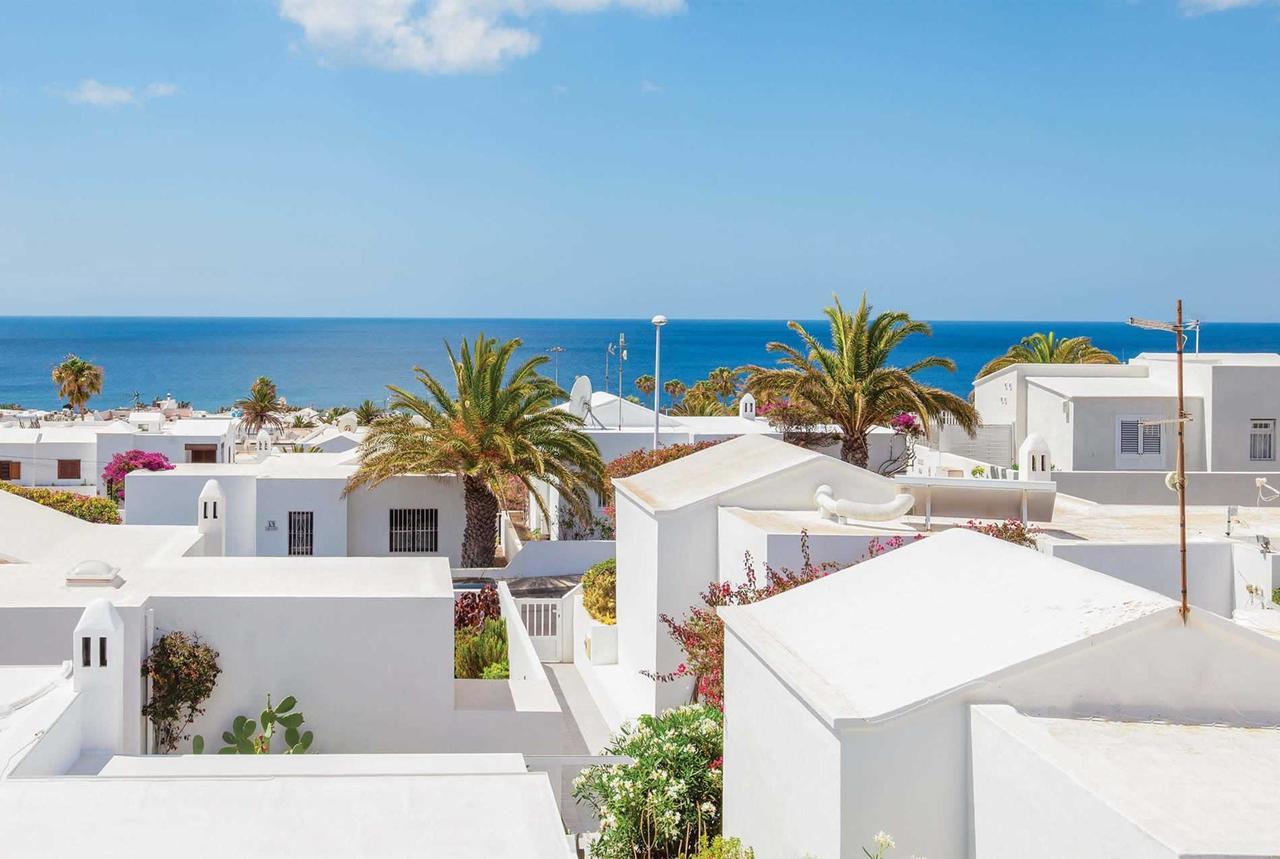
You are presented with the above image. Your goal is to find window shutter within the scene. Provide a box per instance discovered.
[1119,420,1140,454]
[1141,424,1161,455]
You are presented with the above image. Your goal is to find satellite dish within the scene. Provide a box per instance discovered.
[568,376,592,417]
[1165,471,1185,494]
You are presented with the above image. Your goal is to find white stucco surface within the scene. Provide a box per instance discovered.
[0,770,573,857]
[972,704,1280,858]
[721,528,1173,724]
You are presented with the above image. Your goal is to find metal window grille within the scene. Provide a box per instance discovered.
[1141,423,1161,454]
[519,601,559,637]
[389,508,438,553]
[288,511,314,556]
[1120,419,1161,456]
[1251,419,1276,462]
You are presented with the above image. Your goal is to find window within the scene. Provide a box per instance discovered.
[81,636,91,668]
[0,461,19,481]
[99,636,107,667]
[186,444,217,464]
[1119,418,1161,456]
[288,511,314,556]
[57,459,81,480]
[1251,419,1276,462]
[389,508,439,553]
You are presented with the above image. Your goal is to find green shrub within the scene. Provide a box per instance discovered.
[455,618,508,679]
[574,704,724,859]
[583,558,617,625]
[683,836,754,859]
[0,482,120,524]
[480,660,510,680]
[1272,587,1280,606]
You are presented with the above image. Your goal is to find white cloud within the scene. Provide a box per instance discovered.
[1180,0,1271,14]
[58,78,179,107]
[278,0,685,75]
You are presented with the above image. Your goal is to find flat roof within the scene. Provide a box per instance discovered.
[0,556,454,607]
[0,770,572,858]
[721,528,1175,726]
[614,434,828,513]
[720,507,921,537]
[1134,351,1280,366]
[1026,376,1178,399]
[974,704,1280,855]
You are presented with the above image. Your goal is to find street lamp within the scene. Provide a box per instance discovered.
[1127,300,1194,623]
[547,346,565,390]
[651,315,667,451]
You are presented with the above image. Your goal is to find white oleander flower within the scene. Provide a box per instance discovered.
[874,831,895,850]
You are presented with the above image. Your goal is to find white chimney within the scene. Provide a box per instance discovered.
[739,393,757,420]
[197,479,226,557]
[73,599,125,754]
[1019,432,1052,481]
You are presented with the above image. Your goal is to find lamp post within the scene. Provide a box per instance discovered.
[547,346,565,390]
[1127,300,1193,623]
[651,315,667,451]
[616,333,627,429]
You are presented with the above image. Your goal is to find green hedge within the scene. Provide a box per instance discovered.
[0,482,121,524]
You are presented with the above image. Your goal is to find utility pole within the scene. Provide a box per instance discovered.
[547,346,565,390]
[1127,301,1193,623]
[651,316,667,451]
[616,332,627,429]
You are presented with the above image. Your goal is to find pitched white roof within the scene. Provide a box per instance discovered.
[974,704,1280,855]
[721,528,1175,726]
[0,489,200,566]
[613,434,828,513]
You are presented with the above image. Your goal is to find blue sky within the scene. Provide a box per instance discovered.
[1,0,1276,320]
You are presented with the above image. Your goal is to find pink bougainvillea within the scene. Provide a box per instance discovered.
[889,411,922,436]
[101,450,175,501]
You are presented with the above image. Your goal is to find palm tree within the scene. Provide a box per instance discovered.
[51,354,104,415]
[705,366,739,402]
[671,381,731,416]
[976,331,1119,379]
[663,379,687,403]
[353,399,382,426]
[742,294,978,467]
[234,376,285,435]
[346,335,605,568]
[634,374,655,397]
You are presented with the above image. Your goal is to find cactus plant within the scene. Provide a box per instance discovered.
[192,693,313,755]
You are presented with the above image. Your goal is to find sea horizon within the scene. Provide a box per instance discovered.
[4,316,1279,411]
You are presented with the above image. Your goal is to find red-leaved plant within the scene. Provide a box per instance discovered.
[651,533,917,710]
[454,584,502,631]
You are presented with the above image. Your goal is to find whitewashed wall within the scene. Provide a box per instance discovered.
[126,472,258,554]
[1045,540,1236,617]
[347,475,465,567]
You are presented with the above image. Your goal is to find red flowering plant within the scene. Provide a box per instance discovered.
[652,533,917,710]
[102,449,175,502]
[889,411,923,438]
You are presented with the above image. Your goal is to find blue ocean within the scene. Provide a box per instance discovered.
[2,317,1279,411]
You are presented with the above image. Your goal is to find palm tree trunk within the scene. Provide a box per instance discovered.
[461,475,499,568]
[840,431,870,468]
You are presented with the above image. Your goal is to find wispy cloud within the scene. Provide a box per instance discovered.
[640,79,662,93]
[278,0,685,75]
[55,78,179,107]
[1180,0,1272,15]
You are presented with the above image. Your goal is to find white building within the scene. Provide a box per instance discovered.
[720,528,1280,858]
[0,416,237,491]
[0,601,575,858]
[529,379,908,538]
[970,353,1280,503]
[124,451,467,566]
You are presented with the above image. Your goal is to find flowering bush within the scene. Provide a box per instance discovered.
[0,482,121,524]
[141,631,221,753]
[683,836,754,858]
[607,440,723,483]
[574,704,724,858]
[583,558,617,625]
[889,412,922,437]
[961,518,1040,548]
[454,584,502,631]
[102,449,175,502]
[655,534,918,709]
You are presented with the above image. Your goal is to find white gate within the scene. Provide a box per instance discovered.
[517,598,562,662]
